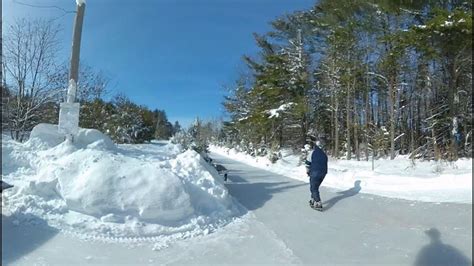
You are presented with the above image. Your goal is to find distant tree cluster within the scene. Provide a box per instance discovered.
[221,0,472,161]
[80,95,179,144]
[172,117,221,153]
[2,18,180,144]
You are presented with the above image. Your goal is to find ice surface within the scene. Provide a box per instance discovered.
[210,145,472,203]
[2,151,470,265]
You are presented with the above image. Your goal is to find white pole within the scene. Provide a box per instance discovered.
[59,1,86,142]
[68,1,86,102]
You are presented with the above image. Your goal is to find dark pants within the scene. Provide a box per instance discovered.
[310,174,326,202]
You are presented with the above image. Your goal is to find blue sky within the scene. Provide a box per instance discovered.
[4,0,315,127]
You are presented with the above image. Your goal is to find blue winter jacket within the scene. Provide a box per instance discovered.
[310,146,328,176]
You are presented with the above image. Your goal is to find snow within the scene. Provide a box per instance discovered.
[29,123,115,149]
[2,124,242,244]
[66,79,77,103]
[2,135,471,264]
[58,102,81,136]
[452,116,459,135]
[442,21,454,27]
[238,116,249,122]
[209,145,472,204]
[76,0,85,6]
[267,102,295,118]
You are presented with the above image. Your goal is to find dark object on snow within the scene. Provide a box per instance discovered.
[213,164,228,181]
[1,181,14,193]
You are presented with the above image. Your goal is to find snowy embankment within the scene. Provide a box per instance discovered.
[209,145,472,204]
[2,124,242,246]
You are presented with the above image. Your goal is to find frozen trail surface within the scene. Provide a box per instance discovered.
[2,151,471,265]
[212,152,472,265]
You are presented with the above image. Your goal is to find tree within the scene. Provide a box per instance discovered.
[3,19,62,141]
[48,64,109,103]
[154,109,172,140]
[220,0,472,161]
[172,121,181,135]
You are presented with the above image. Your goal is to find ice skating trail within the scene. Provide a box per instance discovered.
[2,152,472,265]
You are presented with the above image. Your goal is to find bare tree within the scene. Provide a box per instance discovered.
[48,64,109,103]
[3,18,62,141]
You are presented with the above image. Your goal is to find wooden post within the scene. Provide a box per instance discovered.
[59,1,86,142]
[0,0,3,88]
[68,1,86,101]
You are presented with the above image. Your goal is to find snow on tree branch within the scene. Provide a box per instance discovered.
[266,103,296,118]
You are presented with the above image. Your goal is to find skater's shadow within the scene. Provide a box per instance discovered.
[414,228,471,266]
[2,213,59,265]
[323,180,361,211]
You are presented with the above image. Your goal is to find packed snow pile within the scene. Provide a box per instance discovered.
[29,123,115,150]
[2,124,242,243]
[210,145,472,204]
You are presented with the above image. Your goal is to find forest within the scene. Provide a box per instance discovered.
[219,0,472,161]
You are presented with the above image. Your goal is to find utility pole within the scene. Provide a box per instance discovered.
[68,0,86,101]
[1,0,3,89]
[59,0,86,142]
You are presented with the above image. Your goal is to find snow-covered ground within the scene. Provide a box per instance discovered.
[2,129,471,265]
[209,145,472,204]
[2,124,243,250]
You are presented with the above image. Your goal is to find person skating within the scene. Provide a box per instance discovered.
[307,140,328,211]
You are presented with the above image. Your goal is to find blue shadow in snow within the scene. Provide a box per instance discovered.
[225,180,306,210]
[2,213,59,265]
[323,180,361,211]
[414,228,471,266]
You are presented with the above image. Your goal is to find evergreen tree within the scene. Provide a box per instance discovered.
[154,110,172,140]
[221,0,472,161]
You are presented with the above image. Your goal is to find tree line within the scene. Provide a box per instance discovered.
[220,0,472,161]
[1,18,180,143]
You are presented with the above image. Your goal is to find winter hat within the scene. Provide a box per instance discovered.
[315,140,323,148]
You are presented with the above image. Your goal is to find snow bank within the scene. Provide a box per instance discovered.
[210,145,472,204]
[2,125,242,242]
[28,123,115,150]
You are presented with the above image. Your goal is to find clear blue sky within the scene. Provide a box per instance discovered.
[4,0,315,127]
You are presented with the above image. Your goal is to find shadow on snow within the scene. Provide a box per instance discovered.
[2,213,59,265]
[414,228,471,266]
[225,179,306,211]
[323,180,362,211]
